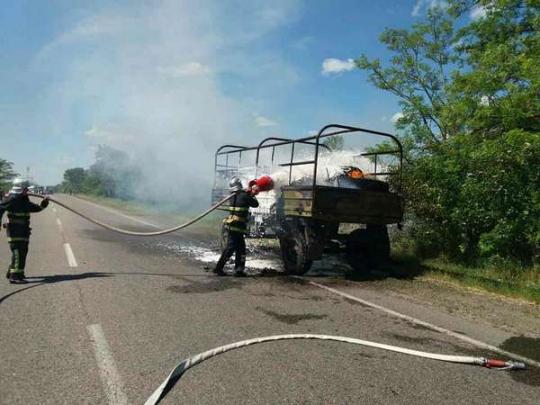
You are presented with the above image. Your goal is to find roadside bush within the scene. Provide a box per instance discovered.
[404,129,539,265]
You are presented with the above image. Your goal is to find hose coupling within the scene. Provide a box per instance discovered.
[484,358,526,370]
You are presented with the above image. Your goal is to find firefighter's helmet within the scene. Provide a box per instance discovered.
[229,177,243,192]
[10,178,30,194]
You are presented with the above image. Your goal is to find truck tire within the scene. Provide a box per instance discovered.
[346,226,390,272]
[279,232,313,275]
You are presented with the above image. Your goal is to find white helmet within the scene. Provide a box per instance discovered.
[229,177,243,192]
[12,178,30,188]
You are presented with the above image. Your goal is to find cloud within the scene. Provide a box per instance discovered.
[412,0,448,17]
[157,62,211,77]
[255,115,278,127]
[391,112,404,123]
[321,58,356,75]
[470,5,487,20]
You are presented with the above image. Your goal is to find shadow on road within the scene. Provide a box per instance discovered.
[0,271,217,306]
[0,272,112,305]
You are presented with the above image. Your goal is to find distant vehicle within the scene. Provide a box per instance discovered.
[212,124,404,275]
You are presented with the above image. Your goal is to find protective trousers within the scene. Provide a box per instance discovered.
[215,231,246,273]
[8,241,29,277]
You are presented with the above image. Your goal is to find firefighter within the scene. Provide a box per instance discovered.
[1,179,49,284]
[213,177,259,277]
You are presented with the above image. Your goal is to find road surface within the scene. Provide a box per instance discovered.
[1,195,538,404]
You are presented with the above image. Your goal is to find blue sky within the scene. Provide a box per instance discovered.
[0,0,452,186]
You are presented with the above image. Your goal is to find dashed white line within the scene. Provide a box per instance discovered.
[63,243,78,268]
[52,207,57,213]
[88,324,129,405]
[304,279,540,368]
[56,218,62,227]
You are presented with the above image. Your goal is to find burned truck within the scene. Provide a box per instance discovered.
[212,124,404,275]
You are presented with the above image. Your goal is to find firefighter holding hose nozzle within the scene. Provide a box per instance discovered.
[214,177,259,277]
[0,179,49,284]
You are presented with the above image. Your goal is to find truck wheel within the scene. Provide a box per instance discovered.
[346,226,390,272]
[219,222,229,251]
[346,228,371,272]
[367,225,390,262]
[279,233,313,275]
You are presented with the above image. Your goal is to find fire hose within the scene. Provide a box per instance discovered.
[144,333,526,405]
[28,193,235,236]
[25,185,527,403]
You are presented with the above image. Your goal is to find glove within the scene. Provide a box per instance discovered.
[248,185,259,196]
[40,197,49,208]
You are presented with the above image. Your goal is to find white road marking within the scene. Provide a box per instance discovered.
[304,279,540,368]
[52,207,57,213]
[88,324,129,405]
[56,218,62,227]
[63,243,78,268]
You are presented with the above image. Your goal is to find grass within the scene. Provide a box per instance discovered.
[392,254,540,304]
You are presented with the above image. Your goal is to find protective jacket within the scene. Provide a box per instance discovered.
[0,194,49,242]
[223,190,259,234]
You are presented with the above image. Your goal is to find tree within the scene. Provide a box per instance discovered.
[62,167,87,193]
[0,158,17,193]
[89,145,141,199]
[447,0,540,137]
[357,0,540,264]
[322,135,345,151]
[357,6,457,148]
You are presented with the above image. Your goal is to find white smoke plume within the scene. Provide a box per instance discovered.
[35,0,302,209]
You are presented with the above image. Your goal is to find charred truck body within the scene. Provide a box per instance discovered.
[212,124,404,275]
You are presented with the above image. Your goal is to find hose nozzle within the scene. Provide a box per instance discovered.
[485,358,526,370]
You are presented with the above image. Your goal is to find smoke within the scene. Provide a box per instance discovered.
[36,0,302,209]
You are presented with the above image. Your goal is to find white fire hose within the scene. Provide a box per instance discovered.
[29,193,234,236]
[25,194,527,404]
[144,333,526,405]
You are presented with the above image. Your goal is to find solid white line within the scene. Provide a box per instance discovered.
[88,324,129,405]
[304,279,540,368]
[63,243,78,268]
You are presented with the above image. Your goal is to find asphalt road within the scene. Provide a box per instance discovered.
[0,195,538,404]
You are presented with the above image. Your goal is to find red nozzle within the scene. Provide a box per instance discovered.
[249,175,274,192]
[485,359,526,370]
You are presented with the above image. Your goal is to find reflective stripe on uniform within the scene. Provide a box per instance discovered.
[8,237,30,242]
[8,212,31,218]
[225,207,249,212]
[10,268,24,274]
[226,225,248,234]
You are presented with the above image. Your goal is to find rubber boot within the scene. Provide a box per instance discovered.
[234,267,247,277]
[213,268,226,276]
[9,272,27,284]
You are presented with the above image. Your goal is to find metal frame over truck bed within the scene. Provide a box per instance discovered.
[212,124,404,274]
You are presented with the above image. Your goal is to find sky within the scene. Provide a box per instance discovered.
[0,0,473,190]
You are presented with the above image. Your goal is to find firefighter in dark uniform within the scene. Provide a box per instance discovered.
[1,180,49,284]
[214,177,259,277]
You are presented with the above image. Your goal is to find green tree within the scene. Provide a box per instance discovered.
[357,0,540,264]
[447,0,540,136]
[323,135,345,151]
[0,158,17,193]
[62,168,87,193]
[357,5,457,148]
